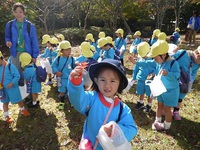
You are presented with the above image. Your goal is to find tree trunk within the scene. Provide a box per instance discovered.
[175,0,180,28]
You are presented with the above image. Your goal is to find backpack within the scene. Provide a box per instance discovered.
[9,20,31,37]
[8,63,25,86]
[171,51,192,93]
[34,64,47,82]
[170,35,177,42]
[113,47,121,60]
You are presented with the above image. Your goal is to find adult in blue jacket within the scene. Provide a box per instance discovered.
[5,2,39,71]
[187,10,200,47]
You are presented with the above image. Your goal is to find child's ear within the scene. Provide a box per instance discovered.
[94,77,98,84]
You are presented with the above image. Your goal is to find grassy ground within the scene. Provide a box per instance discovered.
[0,35,200,150]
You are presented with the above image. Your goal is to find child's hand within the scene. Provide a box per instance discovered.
[70,66,84,79]
[56,71,62,77]
[160,69,168,76]
[6,83,13,89]
[6,41,12,48]
[104,124,113,137]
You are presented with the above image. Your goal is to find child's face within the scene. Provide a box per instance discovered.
[46,42,51,48]
[153,54,166,64]
[193,50,200,64]
[62,48,71,57]
[13,7,25,22]
[94,68,120,99]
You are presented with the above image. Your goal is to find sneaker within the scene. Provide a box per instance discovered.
[58,102,65,110]
[135,102,144,110]
[24,97,32,104]
[44,81,53,85]
[152,121,165,131]
[173,111,181,120]
[143,105,151,113]
[21,109,30,116]
[5,116,14,123]
[27,101,40,108]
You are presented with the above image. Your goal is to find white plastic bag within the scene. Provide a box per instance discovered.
[83,69,93,90]
[39,58,52,74]
[19,85,29,99]
[145,74,167,97]
[97,121,132,150]
[122,79,136,93]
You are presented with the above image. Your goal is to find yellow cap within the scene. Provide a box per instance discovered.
[57,34,65,41]
[106,36,114,45]
[0,51,3,58]
[137,42,150,57]
[158,32,167,41]
[134,31,141,36]
[50,37,59,45]
[85,33,95,42]
[19,52,32,68]
[175,28,180,32]
[80,42,94,58]
[197,46,200,53]
[97,38,108,48]
[152,29,161,38]
[42,34,51,44]
[98,32,106,38]
[148,40,169,58]
[90,45,96,52]
[57,40,71,51]
[115,28,124,37]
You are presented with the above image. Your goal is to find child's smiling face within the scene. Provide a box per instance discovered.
[61,48,71,57]
[94,68,120,99]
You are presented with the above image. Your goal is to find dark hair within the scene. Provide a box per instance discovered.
[193,10,198,16]
[91,65,124,94]
[13,2,25,12]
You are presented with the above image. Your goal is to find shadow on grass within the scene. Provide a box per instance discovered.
[167,117,200,150]
[0,107,59,149]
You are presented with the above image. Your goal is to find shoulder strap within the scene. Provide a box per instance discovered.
[60,57,68,72]
[170,59,176,69]
[116,101,123,123]
[176,50,186,61]
[27,22,31,36]
[71,57,75,69]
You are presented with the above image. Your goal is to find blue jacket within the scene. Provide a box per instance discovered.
[188,16,200,30]
[5,18,39,58]
[40,47,57,64]
[67,81,138,150]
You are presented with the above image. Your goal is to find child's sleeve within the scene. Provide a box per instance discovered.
[51,56,59,74]
[9,64,20,86]
[117,103,138,141]
[67,79,94,116]
[40,48,48,58]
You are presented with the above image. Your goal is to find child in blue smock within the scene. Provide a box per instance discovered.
[148,40,180,131]
[129,42,156,113]
[68,59,138,149]
[75,42,97,90]
[170,28,181,45]
[40,36,58,85]
[114,28,126,65]
[130,31,142,57]
[85,33,100,61]
[19,52,41,108]
[171,47,200,120]
[52,40,75,110]
[148,29,160,46]
[0,51,30,124]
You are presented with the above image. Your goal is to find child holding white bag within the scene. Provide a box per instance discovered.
[148,40,180,131]
[67,59,138,149]
[128,42,156,113]
[40,35,58,85]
